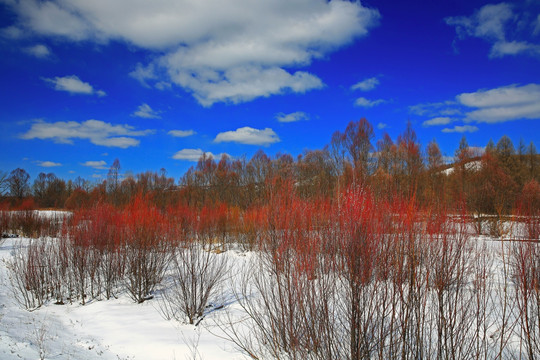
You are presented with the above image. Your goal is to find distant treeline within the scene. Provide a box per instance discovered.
[1,119,539,215]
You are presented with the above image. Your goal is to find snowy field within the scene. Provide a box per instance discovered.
[0,213,537,360]
[0,237,247,360]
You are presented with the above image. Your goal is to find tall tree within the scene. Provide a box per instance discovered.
[0,171,8,198]
[527,142,539,181]
[342,118,374,181]
[496,135,517,185]
[485,138,495,154]
[425,140,445,203]
[396,122,423,196]
[426,140,443,171]
[453,136,471,201]
[107,159,121,204]
[8,168,30,200]
[107,159,121,191]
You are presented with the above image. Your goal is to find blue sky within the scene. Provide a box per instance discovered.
[1,0,539,182]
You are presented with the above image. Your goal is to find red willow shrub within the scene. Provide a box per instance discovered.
[67,202,124,303]
[221,183,508,360]
[120,194,176,303]
[60,195,178,304]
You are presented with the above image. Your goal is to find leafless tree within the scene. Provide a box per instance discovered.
[8,168,31,200]
[0,170,9,198]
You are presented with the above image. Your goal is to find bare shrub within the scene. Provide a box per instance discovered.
[6,239,50,310]
[425,212,480,359]
[124,238,172,303]
[29,315,52,360]
[158,241,229,324]
[218,249,337,360]
[512,240,540,359]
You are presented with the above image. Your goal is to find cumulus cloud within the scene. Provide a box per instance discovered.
[21,119,154,148]
[168,129,196,137]
[168,65,324,106]
[36,160,61,167]
[351,77,379,91]
[214,127,280,146]
[445,3,540,58]
[172,149,227,162]
[82,160,107,169]
[23,44,51,58]
[354,97,385,107]
[132,103,161,119]
[442,125,479,133]
[275,111,309,123]
[3,0,379,105]
[377,122,387,130]
[423,117,453,126]
[457,83,540,123]
[43,75,106,96]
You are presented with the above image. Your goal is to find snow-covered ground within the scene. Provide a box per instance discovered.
[0,237,247,360]
[0,221,536,359]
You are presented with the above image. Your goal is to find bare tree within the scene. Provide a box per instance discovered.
[107,158,121,204]
[0,170,9,198]
[8,168,31,200]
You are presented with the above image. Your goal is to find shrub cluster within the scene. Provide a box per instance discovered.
[3,186,540,359]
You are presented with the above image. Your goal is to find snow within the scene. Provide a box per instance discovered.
[441,160,482,175]
[0,216,536,359]
[0,238,246,360]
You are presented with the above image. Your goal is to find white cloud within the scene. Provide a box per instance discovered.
[445,3,540,58]
[1,25,24,39]
[4,0,380,106]
[129,63,157,87]
[442,125,479,133]
[43,75,106,96]
[491,41,540,57]
[23,44,51,58]
[214,127,280,146]
[155,81,172,91]
[170,65,324,106]
[354,97,384,107]
[534,14,540,35]
[409,101,460,117]
[423,117,452,126]
[275,111,309,123]
[351,77,379,91]
[36,160,61,167]
[168,129,196,137]
[377,122,387,130]
[82,160,107,169]
[457,83,540,123]
[21,119,154,148]
[132,103,161,119]
[172,148,226,162]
